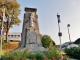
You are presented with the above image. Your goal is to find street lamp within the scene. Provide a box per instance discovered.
[67,24,72,46]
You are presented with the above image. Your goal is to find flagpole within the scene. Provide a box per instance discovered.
[67,24,71,47]
[57,13,63,59]
[58,22,61,52]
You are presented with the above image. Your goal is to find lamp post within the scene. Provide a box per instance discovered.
[67,24,72,47]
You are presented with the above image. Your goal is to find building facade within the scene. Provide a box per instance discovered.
[4,32,21,41]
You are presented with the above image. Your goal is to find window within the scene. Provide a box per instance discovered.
[8,35,10,37]
[14,35,16,37]
[18,35,20,37]
[11,35,13,37]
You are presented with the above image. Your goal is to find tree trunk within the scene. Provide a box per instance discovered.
[5,18,9,43]
[6,30,9,43]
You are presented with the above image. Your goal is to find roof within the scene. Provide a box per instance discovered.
[4,32,21,35]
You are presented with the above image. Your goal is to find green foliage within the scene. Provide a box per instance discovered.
[1,48,69,60]
[2,42,9,46]
[0,0,21,30]
[27,51,44,60]
[7,51,22,58]
[65,47,80,59]
[78,44,80,47]
[27,53,35,59]
[0,57,10,60]
[41,35,55,48]
[47,46,59,59]
[35,51,44,60]
[74,38,80,44]
[4,49,30,59]
[0,0,21,42]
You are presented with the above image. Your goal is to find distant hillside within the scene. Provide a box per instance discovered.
[57,42,74,48]
[74,38,80,44]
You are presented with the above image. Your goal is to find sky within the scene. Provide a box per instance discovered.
[10,0,80,45]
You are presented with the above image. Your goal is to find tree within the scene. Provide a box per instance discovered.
[74,38,80,44]
[41,35,55,48]
[0,0,21,42]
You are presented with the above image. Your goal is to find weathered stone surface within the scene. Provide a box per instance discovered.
[18,7,46,52]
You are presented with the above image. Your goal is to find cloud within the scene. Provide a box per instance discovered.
[72,2,75,5]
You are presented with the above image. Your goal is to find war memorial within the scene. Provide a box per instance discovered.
[18,7,46,52]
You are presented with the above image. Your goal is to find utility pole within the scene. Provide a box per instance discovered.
[0,8,5,59]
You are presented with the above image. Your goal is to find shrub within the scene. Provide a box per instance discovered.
[41,35,55,48]
[47,46,59,59]
[27,53,35,59]
[65,47,80,59]
[56,55,69,60]
[0,57,10,60]
[35,51,44,60]
[4,49,30,59]
[8,51,23,59]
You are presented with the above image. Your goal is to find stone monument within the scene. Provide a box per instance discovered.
[19,7,46,51]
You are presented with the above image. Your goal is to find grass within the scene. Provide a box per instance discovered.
[1,42,19,55]
[1,50,7,55]
[0,50,7,56]
[2,42,19,50]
